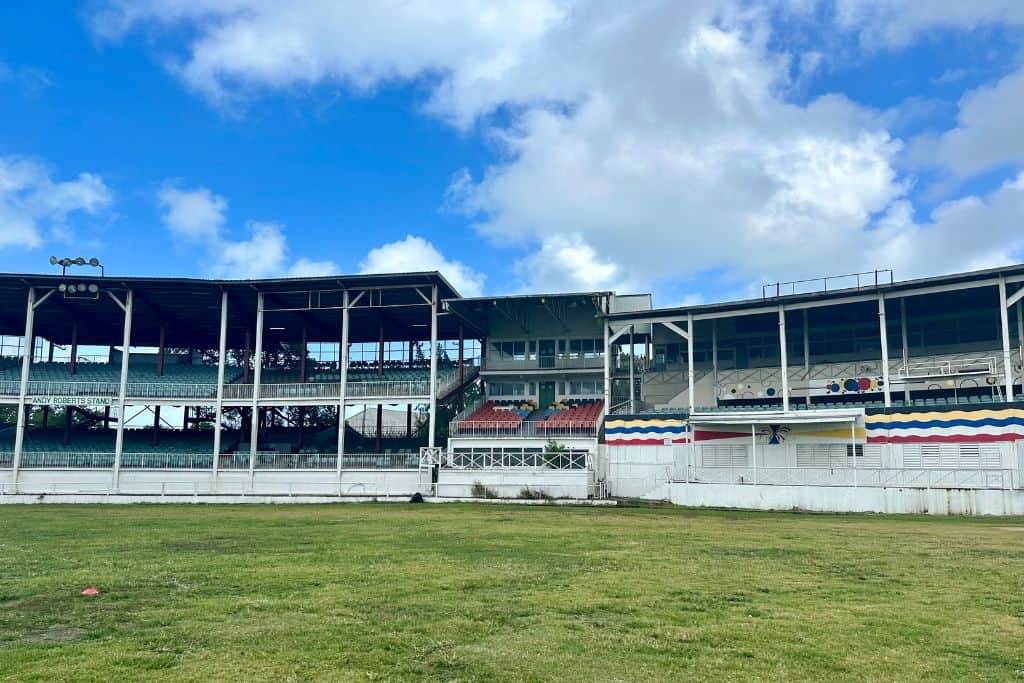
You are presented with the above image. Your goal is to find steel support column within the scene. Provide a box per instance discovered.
[112,290,134,491]
[212,290,228,482]
[999,277,1014,400]
[778,305,789,412]
[428,284,438,449]
[900,299,910,402]
[687,313,695,414]
[878,294,891,408]
[249,291,264,480]
[337,291,350,477]
[11,287,36,487]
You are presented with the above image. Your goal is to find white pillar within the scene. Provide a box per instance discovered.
[603,319,611,412]
[711,320,718,393]
[778,305,789,412]
[12,287,36,487]
[878,294,891,408]
[751,422,757,486]
[851,420,858,488]
[628,325,635,412]
[337,290,350,476]
[428,284,438,449]
[112,289,134,491]
[900,298,910,402]
[803,309,810,406]
[212,290,228,483]
[1017,302,1023,374]
[249,291,264,478]
[687,312,695,414]
[998,277,1014,401]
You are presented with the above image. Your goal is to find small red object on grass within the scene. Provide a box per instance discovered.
[80,587,99,596]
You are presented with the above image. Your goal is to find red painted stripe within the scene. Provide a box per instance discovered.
[693,430,751,442]
[606,438,690,445]
[867,434,1022,444]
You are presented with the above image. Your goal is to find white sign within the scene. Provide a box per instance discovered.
[29,396,113,407]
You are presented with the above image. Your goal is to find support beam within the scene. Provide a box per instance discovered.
[11,287,36,487]
[1017,302,1023,381]
[213,290,228,482]
[156,324,166,376]
[376,320,384,452]
[1006,284,1024,310]
[998,277,1015,400]
[428,284,438,449]
[687,313,695,414]
[457,325,465,413]
[900,298,910,402]
[878,294,891,408]
[407,339,414,438]
[337,291,350,478]
[69,322,78,375]
[803,309,810,406]
[249,291,264,480]
[778,305,789,412]
[243,329,251,383]
[603,317,611,414]
[711,320,718,406]
[112,289,134,492]
[628,325,635,412]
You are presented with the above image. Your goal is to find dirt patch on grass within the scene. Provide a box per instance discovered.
[21,625,85,644]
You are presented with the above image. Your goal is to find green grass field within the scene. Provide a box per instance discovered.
[1,504,1022,681]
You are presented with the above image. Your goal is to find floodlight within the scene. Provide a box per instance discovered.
[88,258,100,267]
[58,283,67,292]
[87,284,99,293]
[49,256,58,265]
[74,257,85,266]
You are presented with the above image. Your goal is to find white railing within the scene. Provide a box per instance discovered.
[342,452,420,469]
[256,382,341,400]
[0,453,12,468]
[449,450,591,470]
[449,420,600,438]
[346,380,431,397]
[483,357,604,371]
[120,452,215,469]
[686,466,1019,489]
[18,452,116,468]
[254,452,338,469]
[217,453,252,470]
[900,356,996,379]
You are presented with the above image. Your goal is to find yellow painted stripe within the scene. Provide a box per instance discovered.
[799,426,868,440]
[605,419,686,429]
[866,409,1024,424]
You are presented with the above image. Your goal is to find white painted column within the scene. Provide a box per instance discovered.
[998,277,1014,401]
[778,305,789,412]
[112,289,134,491]
[803,309,810,406]
[687,312,695,414]
[900,298,910,402]
[751,422,757,486]
[878,293,891,408]
[711,320,718,394]
[212,290,228,483]
[337,290,349,477]
[1017,302,1023,392]
[603,319,611,412]
[11,287,36,487]
[628,325,635,412]
[428,284,438,449]
[249,291,264,479]
[851,420,858,488]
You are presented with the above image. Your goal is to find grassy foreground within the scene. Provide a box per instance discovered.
[0,504,1022,682]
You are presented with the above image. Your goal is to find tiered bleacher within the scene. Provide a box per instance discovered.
[0,361,239,398]
[536,399,604,433]
[450,400,535,434]
[0,428,240,468]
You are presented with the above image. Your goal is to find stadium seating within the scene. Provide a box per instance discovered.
[451,400,535,434]
[535,399,604,433]
[0,361,242,398]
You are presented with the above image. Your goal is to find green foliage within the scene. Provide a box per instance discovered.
[469,482,498,499]
[517,487,554,501]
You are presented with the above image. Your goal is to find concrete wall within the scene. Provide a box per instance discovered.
[437,469,595,499]
[670,482,1024,516]
[605,444,675,499]
[1,469,429,497]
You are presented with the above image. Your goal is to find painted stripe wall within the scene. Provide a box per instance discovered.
[866,409,1024,443]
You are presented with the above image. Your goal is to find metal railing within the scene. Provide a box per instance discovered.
[120,452,215,469]
[685,466,1019,489]
[449,450,591,470]
[900,356,996,379]
[18,452,116,468]
[253,452,337,470]
[483,357,604,372]
[341,452,420,469]
[762,269,893,299]
[449,420,600,438]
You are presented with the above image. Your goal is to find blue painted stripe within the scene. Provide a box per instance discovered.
[867,416,1024,430]
[606,426,688,435]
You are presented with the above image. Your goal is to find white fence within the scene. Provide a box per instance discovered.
[449,421,599,438]
[450,447,592,470]
[684,466,1019,489]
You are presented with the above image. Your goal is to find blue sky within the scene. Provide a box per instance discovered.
[2,1,1024,305]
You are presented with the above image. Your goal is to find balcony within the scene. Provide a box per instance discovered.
[482,357,603,372]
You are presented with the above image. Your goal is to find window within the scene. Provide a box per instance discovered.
[701,445,748,467]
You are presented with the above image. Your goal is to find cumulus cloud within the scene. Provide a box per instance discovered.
[359,235,485,297]
[0,156,112,249]
[157,183,337,278]
[96,1,1024,295]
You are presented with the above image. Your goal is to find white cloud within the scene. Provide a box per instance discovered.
[359,235,485,297]
[157,184,337,278]
[926,65,1024,178]
[0,156,112,249]
[97,1,1024,296]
